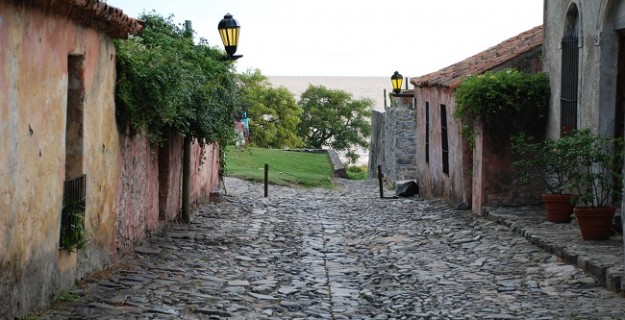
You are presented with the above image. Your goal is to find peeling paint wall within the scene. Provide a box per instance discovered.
[0,3,222,318]
[116,133,160,252]
[0,3,121,317]
[191,142,220,201]
[413,86,471,208]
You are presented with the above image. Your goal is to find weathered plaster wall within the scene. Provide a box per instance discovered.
[545,0,625,293]
[413,86,471,208]
[0,3,121,317]
[471,127,543,214]
[191,142,220,201]
[116,133,160,252]
[544,0,618,138]
[157,135,220,222]
[158,132,184,221]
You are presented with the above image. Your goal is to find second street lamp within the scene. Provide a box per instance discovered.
[391,71,403,94]
[218,13,242,60]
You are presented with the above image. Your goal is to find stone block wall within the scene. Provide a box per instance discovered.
[382,107,418,183]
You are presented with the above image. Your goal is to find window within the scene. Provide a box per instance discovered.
[560,4,579,135]
[425,102,430,164]
[62,55,86,250]
[441,104,449,175]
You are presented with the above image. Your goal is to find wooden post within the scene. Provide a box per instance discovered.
[378,165,384,198]
[264,163,269,197]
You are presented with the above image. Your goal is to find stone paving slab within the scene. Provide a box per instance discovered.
[482,206,625,293]
[34,178,625,319]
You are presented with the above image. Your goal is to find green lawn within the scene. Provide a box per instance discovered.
[225,147,335,189]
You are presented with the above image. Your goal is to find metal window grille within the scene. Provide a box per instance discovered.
[425,102,430,164]
[441,105,449,175]
[560,31,579,135]
[61,174,86,246]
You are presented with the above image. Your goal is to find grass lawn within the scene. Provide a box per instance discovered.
[225,147,335,189]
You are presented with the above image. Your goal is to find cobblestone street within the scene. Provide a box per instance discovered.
[40,178,625,319]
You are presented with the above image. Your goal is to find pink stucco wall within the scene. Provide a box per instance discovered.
[0,3,121,317]
[472,126,543,214]
[158,133,221,222]
[0,3,221,318]
[191,142,221,201]
[414,86,472,208]
[116,133,160,252]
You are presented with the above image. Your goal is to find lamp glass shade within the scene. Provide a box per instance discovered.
[391,71,403,94]
[218,13,240,55]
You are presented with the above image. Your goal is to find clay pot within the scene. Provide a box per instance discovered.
[542,193,573,223]
[573,206,616,241]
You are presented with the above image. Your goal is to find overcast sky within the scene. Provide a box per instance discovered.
[105,0,543,78]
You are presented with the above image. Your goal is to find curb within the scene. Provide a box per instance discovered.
[481,206,624,294]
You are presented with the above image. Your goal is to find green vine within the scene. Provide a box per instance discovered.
[60,208,87,252]
[114,13,240,177]
[454,69,550,148]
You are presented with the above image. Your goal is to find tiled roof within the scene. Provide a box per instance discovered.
[14,0,143,39]
[411,25,543,89]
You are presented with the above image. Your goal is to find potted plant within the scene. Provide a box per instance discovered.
[568,129,624,240]
[512,133,577,223]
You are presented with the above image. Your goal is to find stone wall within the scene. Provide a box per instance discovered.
[381,107,418,183]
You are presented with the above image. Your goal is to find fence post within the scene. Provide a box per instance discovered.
[378,165,384,198]
[264,163,269,197]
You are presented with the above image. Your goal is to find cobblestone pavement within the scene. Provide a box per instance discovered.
[39,178,625,319]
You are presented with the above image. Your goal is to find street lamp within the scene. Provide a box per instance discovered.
[218,13,242,60]
[391,71,403,94]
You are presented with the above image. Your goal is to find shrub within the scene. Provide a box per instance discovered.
[455,69,550,148]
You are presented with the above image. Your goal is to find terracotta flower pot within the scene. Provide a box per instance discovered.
[573,206,616,241]
[542,193,573,223]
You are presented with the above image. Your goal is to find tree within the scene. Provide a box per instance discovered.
[298,85,372,163]
[115,13,238,147]
[237,70,303,148]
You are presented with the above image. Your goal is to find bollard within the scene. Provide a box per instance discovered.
[264,163,269,197]
[378,165,384,198]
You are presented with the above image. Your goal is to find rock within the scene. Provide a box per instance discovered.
[395,180,419,197]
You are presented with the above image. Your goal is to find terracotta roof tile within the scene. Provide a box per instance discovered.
[13,0,143,38]
[411,25,543,89]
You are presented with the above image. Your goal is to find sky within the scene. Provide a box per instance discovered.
[105,0,544,78]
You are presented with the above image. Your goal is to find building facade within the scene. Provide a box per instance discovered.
[0,1,222,318]
[410,26,544,212]
[543,0,625,287]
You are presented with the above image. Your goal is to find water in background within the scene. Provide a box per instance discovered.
[268,76,390,166]
[268,76,388,112]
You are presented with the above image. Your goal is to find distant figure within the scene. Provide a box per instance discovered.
[234,116,246,147]
[241,111,250,142]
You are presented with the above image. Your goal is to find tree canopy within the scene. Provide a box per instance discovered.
[298,85,372,163]
[237,70,303,148]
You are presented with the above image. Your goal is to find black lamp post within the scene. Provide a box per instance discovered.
[218,13,242,60]
[391,71,403,94]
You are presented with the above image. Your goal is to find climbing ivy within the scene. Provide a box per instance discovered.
[454,69,550,148]
[114,13,239,173]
